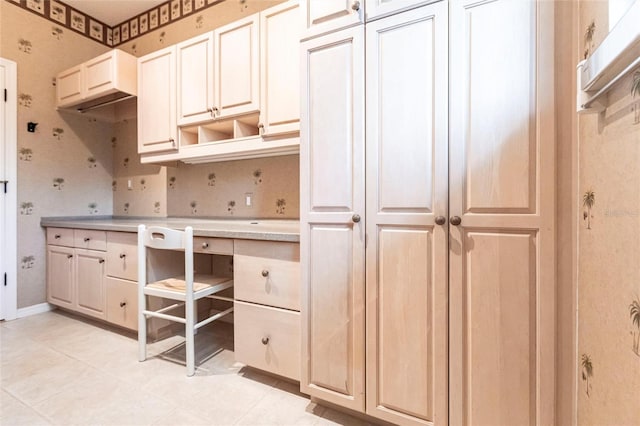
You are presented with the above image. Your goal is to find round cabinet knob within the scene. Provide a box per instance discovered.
[119,253,126,259]
[352,214,361,223]
[67,254,73,259]
[84,237,90,242]
[261,337,269,345]
[352,0,360,11]
[120,302,126,308]
[450,216,462,226]
[54,234,61,239]
[99,259,105,264]
[435,216,446,226]
[202,242,209,249]
[261,270,269,277]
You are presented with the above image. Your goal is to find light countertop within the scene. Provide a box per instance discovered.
[41,216,300,242]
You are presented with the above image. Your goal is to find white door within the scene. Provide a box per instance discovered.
[301,0,364,40]
[300,25,366,412]
[365,3,448,425]
[449,1,556,424]
[0,58,17,321]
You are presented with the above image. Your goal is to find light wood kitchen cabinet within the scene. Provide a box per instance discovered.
[47,244,75,310]
[233,240,301,381]
[105,277,138,330]
[177,33,215,126]
[259,0,300,136]
[213,13,259,119]
[364,4,448,425]
[300,1,556,425]
[106,231,138,282]
[74,248,106,320]
[300,25,366,412]
[46,228,107,320]
[448,1,555,425]
[300,0,364,40]
[137,45,177,154]
[56,49,137,109]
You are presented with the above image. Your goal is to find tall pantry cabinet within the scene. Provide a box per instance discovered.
[300,1,556,425]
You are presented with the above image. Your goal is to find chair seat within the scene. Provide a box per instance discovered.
[146,274,231,294]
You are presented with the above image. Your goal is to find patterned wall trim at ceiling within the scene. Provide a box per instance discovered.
[5,0,225,47]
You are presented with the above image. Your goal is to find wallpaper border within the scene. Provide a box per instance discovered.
[4,0,225,47]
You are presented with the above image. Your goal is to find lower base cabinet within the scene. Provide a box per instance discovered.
[234,301,300,380]
[105,277,138,330]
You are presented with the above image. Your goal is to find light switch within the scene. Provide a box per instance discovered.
[127,179,132,190]
[245,193,252,207]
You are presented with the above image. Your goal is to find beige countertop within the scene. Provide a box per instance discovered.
[41,216,300,242]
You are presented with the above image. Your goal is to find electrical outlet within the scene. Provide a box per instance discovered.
[127,179,132,190]
[245,192,253,207]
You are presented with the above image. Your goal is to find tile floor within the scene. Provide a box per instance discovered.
[1,310,374,426]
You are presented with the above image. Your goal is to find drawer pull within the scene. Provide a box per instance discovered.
[99,259,105,264]
[202,242,209,249]
[261,270,269,277]
[120,302,126,308]
[119,253,126,259]
[54,234,61,239]
[84,237,90,242]
[67,254,73,259]
[261,337,269,345]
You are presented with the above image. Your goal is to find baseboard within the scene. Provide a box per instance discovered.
[16,302,55,318]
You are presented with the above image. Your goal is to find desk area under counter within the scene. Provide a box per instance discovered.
[41,216,301,381]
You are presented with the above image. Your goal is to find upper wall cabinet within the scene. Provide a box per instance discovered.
[301,0,364,40]
[260,0,301,136]
[364,0,434,21]
[214,13,260,119]
[177,33,215,126]
[137,46,177,154]
[56,49,136,115]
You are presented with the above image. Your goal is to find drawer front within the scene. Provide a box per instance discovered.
[47,227,74,247]
[106,232,138,281]
[234,254,300,311]
[194,237,234,255]
[234,240,300,310]
[74,229,107,251]
[234,301,300,381]
[105,277,138,330]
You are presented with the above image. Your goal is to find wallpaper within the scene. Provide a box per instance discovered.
[577,2,640,424]
[2,0,294,309]
[1,2,113,308]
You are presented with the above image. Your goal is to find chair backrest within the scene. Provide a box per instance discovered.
[139,225,192,250]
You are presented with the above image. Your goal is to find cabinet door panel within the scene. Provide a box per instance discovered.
[137,46,177,153]
[260,1,301,136]
[56,65,83,107]
[449,1,555,425]
[177,33,214,126]
[214,14,259,118]
[105,277,138,330]
[75,249,106,319]
[301,26,365,412]
[47,245,75,309]
[301,0,363,39]
[365,4,448,425]
[365,0,432,21]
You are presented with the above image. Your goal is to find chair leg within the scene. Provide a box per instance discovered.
[185,298,195,377]
[138,297,147,362]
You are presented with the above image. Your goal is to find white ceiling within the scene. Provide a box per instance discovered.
[63,0,166,27]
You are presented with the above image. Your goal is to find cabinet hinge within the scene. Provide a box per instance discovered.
[4,273,7,287]
[4,89,6,102]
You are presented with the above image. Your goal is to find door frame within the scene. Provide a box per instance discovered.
[1,57,18,321]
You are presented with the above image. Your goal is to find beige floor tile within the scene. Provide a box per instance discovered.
[151,408,212,426]
[315,407,378,426]
[0,390,52,426]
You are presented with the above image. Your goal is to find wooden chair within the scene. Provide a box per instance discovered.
[137,225,233,376]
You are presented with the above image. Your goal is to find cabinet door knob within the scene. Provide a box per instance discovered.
[261,337,269,345]
[169,138,175,147]
[261,269,269,277]
[450,216,462,226]
[119,253,126,259]
[351,0,360,11]
[99,259,105,264]
[435,216,446,225]
[84,237,90,242]
[54,234,61,239]
[120,302,126,308]
[352,214,361,223]
[202,242,209,249]
[67,254,73,259]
